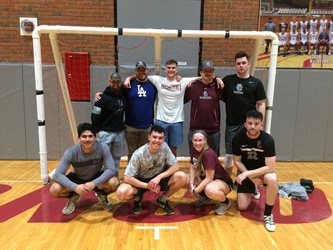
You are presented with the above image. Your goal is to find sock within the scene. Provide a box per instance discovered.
[159,195,168,203]
[134,195,142,202]
[264,204,274,216]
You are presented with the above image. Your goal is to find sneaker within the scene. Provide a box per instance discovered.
[215,199,231,215]
[96,192,113,211]
[62,193,80,215]
[264,214,276,232]
[132,200,142,214]
[194,195,210,207]
[156,196,175,215]
[252,187,260,200]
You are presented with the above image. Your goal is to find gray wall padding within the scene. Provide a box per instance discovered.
[0,63,332,161]
[0,64,27,159]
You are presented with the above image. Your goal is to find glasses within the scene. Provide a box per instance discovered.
[81,134,94,138]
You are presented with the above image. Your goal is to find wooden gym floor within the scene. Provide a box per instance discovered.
[0,160,332,249]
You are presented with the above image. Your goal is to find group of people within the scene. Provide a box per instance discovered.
[49,51,279,232]
[264,15,333,56]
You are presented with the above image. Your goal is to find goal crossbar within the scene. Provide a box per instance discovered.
[32,25,279,184]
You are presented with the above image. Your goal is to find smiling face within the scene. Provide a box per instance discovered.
[147,130,165,153]
[135,67,148,81]
[192,132,207,152]
[165,63,178,80]
[244,117,263,139]
[79,130,96,153]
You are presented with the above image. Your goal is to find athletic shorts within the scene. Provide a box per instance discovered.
[66,171,104,184]
[237,177,258,194]
[225,124,244,154]
[136,174,171,197]
[154,120,183,147]
[198,178,233,197]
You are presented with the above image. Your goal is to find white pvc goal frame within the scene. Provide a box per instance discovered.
[32,25,279,184]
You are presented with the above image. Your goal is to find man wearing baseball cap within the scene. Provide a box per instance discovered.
[123,59,199,156]
[123,61,157,161]
[184,60,224,156]
[91,72,126,172]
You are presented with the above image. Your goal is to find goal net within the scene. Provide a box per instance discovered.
[32,26,279,183]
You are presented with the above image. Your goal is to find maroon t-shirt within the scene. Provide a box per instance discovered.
[191,147,232,185]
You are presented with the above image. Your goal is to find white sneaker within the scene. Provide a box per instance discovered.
[96,192,113,211]
[215,199,231,215]
[264,214,276,232]
[62,193,80,215]
[252,187,260,200]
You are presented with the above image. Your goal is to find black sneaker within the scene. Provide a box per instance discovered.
[132,201,142,214]
[156,196,175,215]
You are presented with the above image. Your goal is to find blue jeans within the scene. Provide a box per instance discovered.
[154,120,183,147]
[97,130,125,172]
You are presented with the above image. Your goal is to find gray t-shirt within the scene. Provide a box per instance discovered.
[124,142,177,179]
[54,141,116,191]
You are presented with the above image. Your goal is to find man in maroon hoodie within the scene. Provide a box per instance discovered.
[184,60,223,156]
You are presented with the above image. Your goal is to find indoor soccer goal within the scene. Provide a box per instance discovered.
[32,25,279,184]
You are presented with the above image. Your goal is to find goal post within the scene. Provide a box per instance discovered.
[32,26,279,184]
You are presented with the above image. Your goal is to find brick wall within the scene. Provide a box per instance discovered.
[0,0,260,67]
[0,1,115,65]
[202,0,260,65]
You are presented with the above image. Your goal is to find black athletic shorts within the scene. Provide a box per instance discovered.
[237,177,257,194]
[136,175,171,196]
[66,171,104,184]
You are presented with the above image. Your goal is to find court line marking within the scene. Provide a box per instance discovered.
[135,226,178,240]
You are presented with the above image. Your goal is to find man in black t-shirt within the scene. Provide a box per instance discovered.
[232,110,278,232]
[222,51,267,178]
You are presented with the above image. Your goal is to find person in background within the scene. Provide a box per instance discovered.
[264,17,276,54]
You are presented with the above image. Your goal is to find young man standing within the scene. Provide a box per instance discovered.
[222,51,266,179]
[116,125,187,215]
[50,123,119,215]
[91,72,126,172]
[184,60,224,156]
[233,110,278,232]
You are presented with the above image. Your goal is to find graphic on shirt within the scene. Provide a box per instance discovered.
[137,85,147,97]
[234,83,244,94]
[199,90,212,99]
[161,84,181,92]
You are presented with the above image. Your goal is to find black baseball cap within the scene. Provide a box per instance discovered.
[135,60,148,70]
